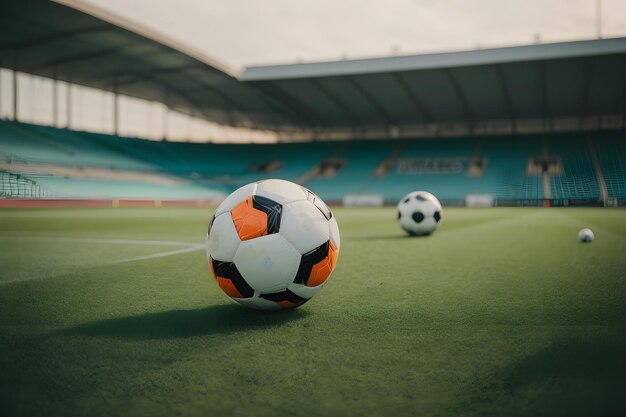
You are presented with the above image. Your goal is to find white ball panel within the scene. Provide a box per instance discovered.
[397,199,416,218]
[206,212,240,262]
[399,213,417,232]
[234,233,301,293]
[431,197,443,212]
[578,228,594,242]
[416,191,435,200]
[214,182,258,217]
[255,179,307,205]
[288,282,323,300]
[419,200,437,217]
[328,216,341,250]
[281,200,330,254]
[232,296,281,310]
[416,217,437,234]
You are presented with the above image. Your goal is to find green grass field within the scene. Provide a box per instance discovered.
[1,207,625,417]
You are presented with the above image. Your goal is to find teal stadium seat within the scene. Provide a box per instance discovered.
[0,120,624,202]
[549,133,600,201]
[595,132,626,200]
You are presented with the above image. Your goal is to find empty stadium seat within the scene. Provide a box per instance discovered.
[1,120,623,203]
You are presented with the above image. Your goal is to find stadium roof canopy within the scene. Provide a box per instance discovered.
[1,0,626,136]
[0,0,292,129]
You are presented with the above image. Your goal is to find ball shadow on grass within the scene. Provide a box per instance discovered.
[501,338,626,413]
[449,337,626,417]
[59,304,307,340]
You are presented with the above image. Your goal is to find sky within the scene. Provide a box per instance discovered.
[81,0,626,70]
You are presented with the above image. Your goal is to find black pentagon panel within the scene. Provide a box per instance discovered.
[415,194,428,201]
[412,211,425,223]
[260,289,308,306]
[433,211,441,223]
[252,195,282,234]
[403,198,410,203]
[397,210,402,219]
[293,241,330,285]
[211,259,254,298]
[303,188,332,220]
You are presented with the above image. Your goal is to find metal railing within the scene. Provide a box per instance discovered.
[0,170,50,198]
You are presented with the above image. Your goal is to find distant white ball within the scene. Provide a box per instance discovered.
[397,191,443,236]
[578,228,594,243]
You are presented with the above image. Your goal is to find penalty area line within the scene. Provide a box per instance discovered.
[0,235,206,271]
[112,244,205,264]
[0,235,200,247]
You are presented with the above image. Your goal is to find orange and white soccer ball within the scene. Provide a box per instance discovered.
[206,179,340,310]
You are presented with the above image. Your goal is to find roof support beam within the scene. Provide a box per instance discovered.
[25,43,142,73]
[0,26,115,53]
[346,75,396,127]
[256,92,306,130]
[249,81,318,129]
[183,76,257,128]
[113,77,119,136]
[93,65,204,85]
[444,69,474,132]
[0,58,3,117]
[579,58,593,130]
[66,78,72,128]
[157,78,241,127]
[540,61,550,132]
[622,85,626,129]
[52,66,58,127]
[267,81,324,127]
[197,83,238,126]
[495,64,516,132]
[309,78,362,130]
[142,75,215,124]
[241,82,307,130]
[12,54,18,122]
[391,72,431,124]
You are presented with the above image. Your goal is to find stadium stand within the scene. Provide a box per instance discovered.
[305,140,399,200]
[2,0,625,206]
[549,133,601,201]
[483,136,544,202]
[0,121,154,170]
[595,132,626,201]
[2,120,623,203]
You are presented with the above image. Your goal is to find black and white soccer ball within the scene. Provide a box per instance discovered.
[397,191,443,236]
[578,228,594,243]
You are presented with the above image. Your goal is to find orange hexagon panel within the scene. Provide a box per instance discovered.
[209,257,255,299]
[306,241,339,287]
[215,277,244,298]
[231,197,268,241]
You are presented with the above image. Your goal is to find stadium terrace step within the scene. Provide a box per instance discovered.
[1,120,624,203]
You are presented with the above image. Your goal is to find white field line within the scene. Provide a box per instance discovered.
[0,235,198,247]
[0,235,205,272]
[112,244,205,264]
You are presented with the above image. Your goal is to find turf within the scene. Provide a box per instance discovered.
[1,207,626,417]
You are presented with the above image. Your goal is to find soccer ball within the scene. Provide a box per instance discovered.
[578,228,594,243]
[206,179,340,310]
[397,191,443,236]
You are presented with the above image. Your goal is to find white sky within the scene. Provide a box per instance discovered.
[81,0,626,69]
